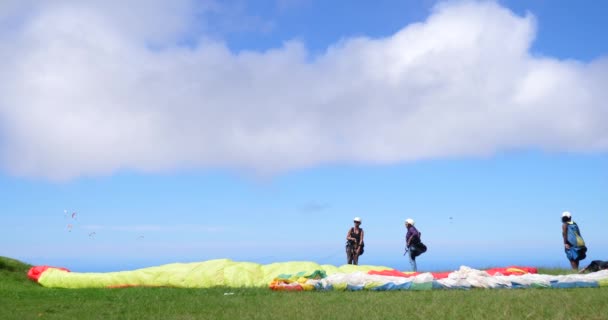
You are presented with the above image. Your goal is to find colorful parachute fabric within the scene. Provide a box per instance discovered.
[279,266,608,291]
[27,260,608,290]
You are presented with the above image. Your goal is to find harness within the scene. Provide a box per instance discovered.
[566,222,585,247]
[348,227,362,245]
[346,227,364,256]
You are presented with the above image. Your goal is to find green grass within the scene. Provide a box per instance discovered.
[2,256,608,320]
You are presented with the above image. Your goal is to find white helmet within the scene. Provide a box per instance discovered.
[405,218,415,226]
[562,211,572,218]
[353,217,362,223]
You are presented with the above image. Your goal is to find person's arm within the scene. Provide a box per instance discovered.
[562,223,570,249]
[346,228,354,241]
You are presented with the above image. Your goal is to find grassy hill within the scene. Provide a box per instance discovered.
[1,256,607,320]
[0,256,37,289]
[0,255,31,272]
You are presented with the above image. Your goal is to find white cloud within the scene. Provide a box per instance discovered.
[0,1,606,180]
[0,0,207,43]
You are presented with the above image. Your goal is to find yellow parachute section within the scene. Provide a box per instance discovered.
[36,259,392,289]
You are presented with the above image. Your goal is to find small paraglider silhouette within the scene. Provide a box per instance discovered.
[63,210,78,232]
[88,232,96,239]
[137,235,145,240]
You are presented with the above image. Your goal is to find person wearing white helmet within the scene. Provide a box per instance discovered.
[346,217,365,265]
[561,211,587,270]
[404,218,426,272]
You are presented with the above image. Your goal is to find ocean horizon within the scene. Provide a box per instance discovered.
[18,255,572,273]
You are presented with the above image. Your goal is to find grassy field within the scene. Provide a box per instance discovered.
[2,256,608,320]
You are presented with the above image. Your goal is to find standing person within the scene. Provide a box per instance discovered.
[562,211,587,271]
[346,217,364,265]
[404,218,423,272]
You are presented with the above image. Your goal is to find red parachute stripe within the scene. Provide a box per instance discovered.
[485,266,538,276]
[367,269,411,277]
[368,266,537,279]
[27,266,70,282]
[429,272,452,279]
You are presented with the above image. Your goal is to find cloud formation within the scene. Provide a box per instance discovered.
[0,0,606,180]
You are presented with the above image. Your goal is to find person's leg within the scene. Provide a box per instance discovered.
[353,245,359,265]
[565,248,578,271]
[347,246,353,264]
[408,250,417,272]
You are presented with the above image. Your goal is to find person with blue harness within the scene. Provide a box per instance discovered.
[561,211,587,271]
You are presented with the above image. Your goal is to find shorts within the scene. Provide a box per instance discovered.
[565,246,587,261]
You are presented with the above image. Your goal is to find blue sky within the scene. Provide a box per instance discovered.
[1,0,607,272]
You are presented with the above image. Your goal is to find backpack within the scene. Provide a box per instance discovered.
[414,242,427,255]
[566,222,585,247]
[410,232,427,258]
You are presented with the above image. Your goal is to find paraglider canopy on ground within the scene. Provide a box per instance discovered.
[26,259,608,290]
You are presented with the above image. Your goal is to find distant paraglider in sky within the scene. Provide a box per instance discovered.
[64,210,77,219]
[63,209,78,233]
[61,209,148,241]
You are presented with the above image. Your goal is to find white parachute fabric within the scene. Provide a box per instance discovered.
[303,267,608,290]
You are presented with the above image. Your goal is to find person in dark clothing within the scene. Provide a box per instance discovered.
[346,217,364,265]
[405,218,422,272]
